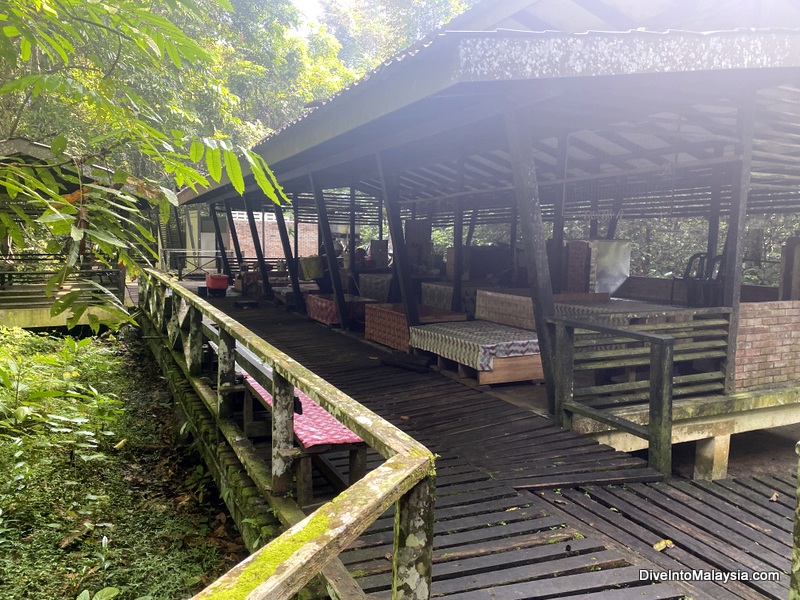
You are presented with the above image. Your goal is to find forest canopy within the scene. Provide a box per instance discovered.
[0,0,359,327]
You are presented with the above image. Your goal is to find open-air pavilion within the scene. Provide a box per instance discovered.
[7,0,799,597]
[176,0,800,482]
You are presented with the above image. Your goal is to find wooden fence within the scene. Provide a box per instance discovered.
[138,269,435,600]
[550,307,731,476]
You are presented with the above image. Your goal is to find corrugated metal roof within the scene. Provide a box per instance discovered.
[180,15,800,225]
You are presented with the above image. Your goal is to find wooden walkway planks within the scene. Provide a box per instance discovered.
[337,447,686,599]
[207,294,663,490]
[536,479,792,600]
[200,293,793,599]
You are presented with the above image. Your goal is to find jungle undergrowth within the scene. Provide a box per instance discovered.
[0,327,247,600]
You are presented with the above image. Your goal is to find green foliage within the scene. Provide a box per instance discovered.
[320,0,475,73]
[0,328,245,599]
[0,0,319,329]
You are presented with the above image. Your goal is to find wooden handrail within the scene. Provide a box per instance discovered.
[549,308,731,477]
[549,316,676,475]
[139,269,435,600]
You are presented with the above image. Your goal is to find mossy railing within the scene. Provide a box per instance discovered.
[139,270,435,600]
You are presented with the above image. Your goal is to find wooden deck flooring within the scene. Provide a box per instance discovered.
[200,293,792,599]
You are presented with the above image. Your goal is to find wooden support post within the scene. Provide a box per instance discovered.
[271,371,295,496]
[552,322,575,428]
[348,187,357,273]
[378,194,384,240]
[349,447,367,484]
[648,340,674,478]
[293,195,299,262]
[510,205,519,285]
[505,108,556,407]
[605,182,624,240]
[589,188,599,239]
[392,475,435,600]
[185,206,196,251]
[723,96,756,393]
[465,208,478,247]
[243,387,255,436]
[377,154,419,326]
[171,204,185,255]
[186,306,203,376]
[243,195,273,298]
[451,158,465,313]
[694,434,730,480]
[217,329,236,419]
[159,284,173,333]
[451,198,464,313]
[706,149,724,277]
[210,204,232,279]
[224,200,244,271]
[552,135,569,294]
[296,456,314,507]
[275,201,305,312]
[310,174,350,329]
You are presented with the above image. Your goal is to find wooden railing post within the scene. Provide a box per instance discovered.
[648,340,674,477]
[271,371,295,496]
[552,321,575,424]
[392,474,435,600]
[217,328,236,419]
[186,306,203,376]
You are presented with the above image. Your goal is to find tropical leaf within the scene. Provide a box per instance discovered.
[205,145,222,182]
[223,148,244,194]
[189,139,204,163]
[51,135,67,155]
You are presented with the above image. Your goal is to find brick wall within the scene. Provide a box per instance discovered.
[229,220,318,259]
[734,300,800,391]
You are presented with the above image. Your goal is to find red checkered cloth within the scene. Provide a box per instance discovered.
[244,374,363,448]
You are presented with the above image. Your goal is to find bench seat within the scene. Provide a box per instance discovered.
[242,374,366,506]
[409,320,544,385]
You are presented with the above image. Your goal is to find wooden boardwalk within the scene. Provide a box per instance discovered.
[201,293,792,599]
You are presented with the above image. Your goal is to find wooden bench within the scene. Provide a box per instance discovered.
[408,289,549,385]
[242,374,367,507]
[403,291,608,384]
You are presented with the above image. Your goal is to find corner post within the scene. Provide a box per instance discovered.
[552,320,575,425]
[392,473,435,600]
[648,340,674,477]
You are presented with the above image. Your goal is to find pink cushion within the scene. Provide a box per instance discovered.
[244,374,363,447]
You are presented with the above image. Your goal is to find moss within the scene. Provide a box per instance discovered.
[202,512,331,600]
